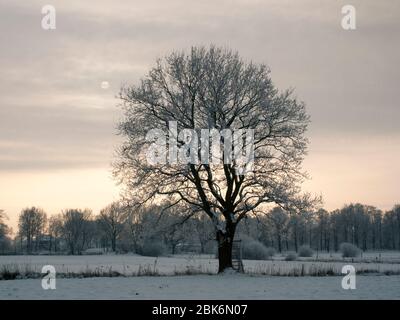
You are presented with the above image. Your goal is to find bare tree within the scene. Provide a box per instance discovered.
[392,205,400,250]
[115,46,318,272]
[162,219,187,255]
[61,209,92,255]
[97,202,127,252]
[18,207,47,253]
[192,213,215,253]
[371,209,383,250]
[384,205,400,250]
[301,210,316,248]
[125,205,162,253]
[266,207,289,253]
[125,209,145,253]
[288,213,302,252]
[158,205,195,254]
[0,210,12,253]
[316,209,330,252]
[48,214,63,253]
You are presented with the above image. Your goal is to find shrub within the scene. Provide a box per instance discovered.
[339,242,360,258]
[265,247,276,258]
[241,237,274,260]
[203,241,217,255]
[285,252,298,261]
[140,241,167,257]
[298,245,314,257]
[83,248,104,255]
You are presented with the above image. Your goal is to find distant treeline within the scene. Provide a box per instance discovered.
[0,203,399,255]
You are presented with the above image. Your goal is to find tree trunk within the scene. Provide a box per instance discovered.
[392,222,396,249]
[27,238,30,254]
[70,241,75,255]
[277,234,282,253]
[334,228,339,251]
[171,243,176,255]
[112,234,116,252]
[200,241,205,254]
[397,214,400,250]
[216,223,236,273]
[320,229,324,251]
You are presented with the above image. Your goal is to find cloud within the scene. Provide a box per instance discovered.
[0,0,399,218]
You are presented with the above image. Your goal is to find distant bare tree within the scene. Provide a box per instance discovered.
[371,209,383,250]
[125,209,145,253]
[288,213,303,252]
[162,219,187,255]
[115,46,319,272]
[18,207,47,253]
[0,210,7,231]
[393,205,400,250]
[61,209,92,255]
[302,210,316,248]
[266,207,289,253]
[192,213,215,254]
[97,202,127,252]
[48,214,63,253]
[159,206,195,254]
[0,210,12,253]
[125,205,162,253]
[386,205,400,250]
[316,208,330,252]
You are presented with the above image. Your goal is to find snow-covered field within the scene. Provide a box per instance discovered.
[1,275,399,299]
[1,253,400,276]
[0,253,400,299]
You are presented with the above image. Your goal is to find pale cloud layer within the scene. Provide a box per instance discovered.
[0,0,399,228]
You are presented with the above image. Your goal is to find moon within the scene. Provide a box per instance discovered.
[101,81,110,89]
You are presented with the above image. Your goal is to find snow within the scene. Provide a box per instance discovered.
[0,254,217,275]
[1,275,399,299]
[0,253,399,276]
[0,253,399,299]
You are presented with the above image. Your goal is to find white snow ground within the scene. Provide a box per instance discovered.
[0,254,399,299]
[1,253,399,276]
[1,275,399,299]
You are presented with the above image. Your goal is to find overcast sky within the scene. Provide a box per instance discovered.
[1,0,399,230]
